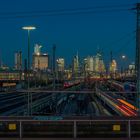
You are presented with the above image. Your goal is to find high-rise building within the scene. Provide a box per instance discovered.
[32,44,49,71]
[94,53,106,73]
[15,51,22,70]
[72,53,79,77]
[99,59,106,73]
[84,56,94,72]
[34,44,42,55]
[33,54,49,71]
[128,63,135,75]
[83,52,106,77]
[57,58,64,72]
[109,59,117,73]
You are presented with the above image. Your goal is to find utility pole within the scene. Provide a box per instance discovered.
[110,51,113,79]
[24,59,27,88]
[53,44,56,90]
[110,51,113,63]
[135,3,140,113]
[19,51,22,82]
[22,26,36,116]
[24,58,27,115]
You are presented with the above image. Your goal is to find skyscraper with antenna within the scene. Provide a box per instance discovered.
[72,52,79,78]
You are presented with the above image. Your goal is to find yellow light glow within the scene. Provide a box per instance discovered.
[37,52,40,55]
[22,26,36,30]
[117,99,138,111]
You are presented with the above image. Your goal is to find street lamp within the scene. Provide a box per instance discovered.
[22,26,36,116]
[22,26,36,70]
[121,55,126,77]
[122,55,126,59]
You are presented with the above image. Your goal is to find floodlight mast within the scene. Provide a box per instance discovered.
[22,26,36,116]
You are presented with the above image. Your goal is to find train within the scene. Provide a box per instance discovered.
[63,80,81,88]
[96,88,137,116]
[108,80,136,92]
[107,80,136,100]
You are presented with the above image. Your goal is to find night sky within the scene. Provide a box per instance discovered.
[0,0,138,69]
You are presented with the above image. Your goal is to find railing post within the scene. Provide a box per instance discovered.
[74,121,77,138]
[19,121,22,139]
[128,120,131,139]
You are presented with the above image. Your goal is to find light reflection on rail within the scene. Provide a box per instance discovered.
[97,89,137,116]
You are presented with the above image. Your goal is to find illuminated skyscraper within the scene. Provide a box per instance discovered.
[128,63,135,75]
[34,44,42,55]
[32,45,49,71]
[84,52,106,77]
[84,56,94,72]
[72,53,79,77]
[57,58,64,72]
[33,54,49,71]
[95,52,106,73]
[15,51,22,70]
[109,59,117,73]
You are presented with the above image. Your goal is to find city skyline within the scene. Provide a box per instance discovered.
[0,2,139,139]
[0,0,138,68]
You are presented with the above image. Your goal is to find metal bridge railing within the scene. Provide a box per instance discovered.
[0,119,140,139]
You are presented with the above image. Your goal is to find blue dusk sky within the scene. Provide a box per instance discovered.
[0,0,139,68]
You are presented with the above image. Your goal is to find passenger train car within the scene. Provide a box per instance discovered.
[96,88,137,116]
[63,80,81,88]
[108,80,136,92]
[108,80,136,100]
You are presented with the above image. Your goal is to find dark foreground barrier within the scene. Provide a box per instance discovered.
[0,117,140,139]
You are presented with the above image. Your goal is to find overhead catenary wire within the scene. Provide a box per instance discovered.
[108,30,136,52]
[102,31,136,65]
[101,30,135,58]
[0,4,135,19]
[0,9,131,20]
[105,30,136,49]
[114,34,136,56]
[0,4,135,15]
